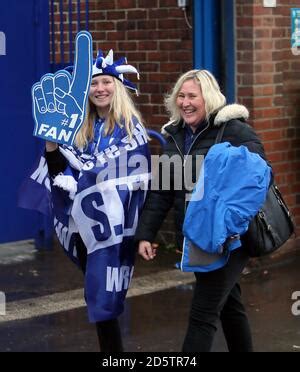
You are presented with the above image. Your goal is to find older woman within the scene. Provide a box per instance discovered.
[135,69,268,352]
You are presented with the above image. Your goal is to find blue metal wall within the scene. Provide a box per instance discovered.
[193,0,221,77]
[193,0,235,102]
[0,0,50,243]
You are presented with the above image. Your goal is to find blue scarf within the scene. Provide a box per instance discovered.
[19,118,151,322]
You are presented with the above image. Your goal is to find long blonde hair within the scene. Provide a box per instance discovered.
[75,78,144,148]
[164,69,226,124]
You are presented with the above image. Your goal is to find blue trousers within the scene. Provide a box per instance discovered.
[182,248,253,352]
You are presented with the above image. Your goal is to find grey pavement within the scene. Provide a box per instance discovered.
[0,237,299,352]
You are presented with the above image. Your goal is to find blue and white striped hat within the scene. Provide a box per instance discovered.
[92,49,139,94]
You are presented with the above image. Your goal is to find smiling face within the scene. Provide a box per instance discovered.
[176,79,206,131]
[89,75,115,117]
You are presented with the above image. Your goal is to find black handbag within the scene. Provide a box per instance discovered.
[215,123,295,257]
[240,183,295,257]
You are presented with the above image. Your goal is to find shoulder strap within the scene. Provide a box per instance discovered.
[214,122,227,144]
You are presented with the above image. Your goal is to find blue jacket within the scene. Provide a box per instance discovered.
[181,142,271,272]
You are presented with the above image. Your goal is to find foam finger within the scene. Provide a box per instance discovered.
[32,84,46,113]
[41,74,55,112]
[54,71,71,96]
[70,31,93,105]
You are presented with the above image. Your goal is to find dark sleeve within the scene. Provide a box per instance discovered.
[225,119,273,182]
[225,119,267,161]
[134,189,175,243]
[45,148,68,177]
[135,144,177,243]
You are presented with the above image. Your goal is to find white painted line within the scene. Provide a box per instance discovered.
[0,240,36,265]
[0,270,194,323]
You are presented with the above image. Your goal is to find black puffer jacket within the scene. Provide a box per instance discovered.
[134,104,268,248]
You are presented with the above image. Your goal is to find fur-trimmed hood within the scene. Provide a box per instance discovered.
[161,104,249,137]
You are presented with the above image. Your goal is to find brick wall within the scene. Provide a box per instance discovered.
[236,0,300,231]
[90,0,193,132]
[50,0,193,130]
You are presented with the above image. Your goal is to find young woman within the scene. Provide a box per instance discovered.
[35,50,150,351]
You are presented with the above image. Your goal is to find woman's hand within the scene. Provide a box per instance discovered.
[138,241,157,261]
[46,141,58,152]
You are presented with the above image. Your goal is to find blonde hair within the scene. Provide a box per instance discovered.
[164,69,226,124]
[75,78,144,148]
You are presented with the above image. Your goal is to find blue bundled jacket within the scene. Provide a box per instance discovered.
[181,142,271,272]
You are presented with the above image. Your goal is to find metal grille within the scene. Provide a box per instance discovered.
[50,0,89,71]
